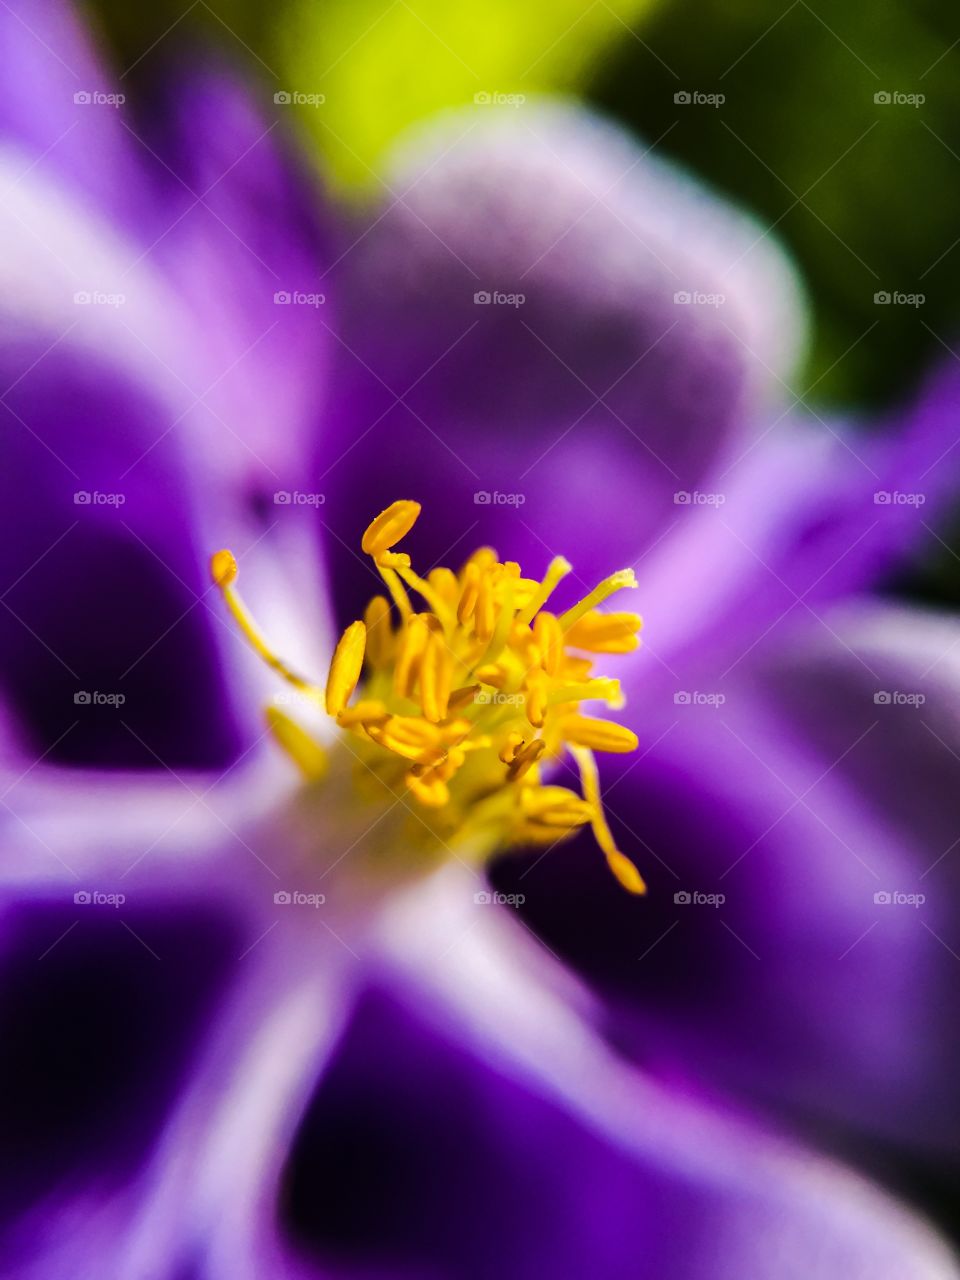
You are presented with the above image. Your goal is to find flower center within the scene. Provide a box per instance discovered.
[211,501,646,894]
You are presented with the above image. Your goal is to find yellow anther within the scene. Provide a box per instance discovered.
[393,614,431,701]
[524,670,549,729]
[570,745,646,894]
[406,769,450,807]
[565,611,644,654]
[532,611,564,675]
[336,699,390,728]
[325,620,366,717]
[560,714,638,754]
[520,786,594,828]
[517,555,573,625]
[457,563,480,625]
[559,569,638,631]
[210,548,238,587]
[606,849,647,895]
[428,566,460,604]
[507,737,546,781]
[361,500,422,559]
[210,550,323,702]
[474,572,497,642]
[420,630,453,723]
[498,731,525,765]
[448,683,481,712]
[265,706,328,782]
[475,663,508,689]
[548,679,623,708]
[462,546,498,574]
[364,596,393,668]
[367,715,445,764]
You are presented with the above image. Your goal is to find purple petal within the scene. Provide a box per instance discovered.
[0,0,142,224]
[492,601,960,1151]
[318,101,805,622]
[0,895,241,1235]
[124,61,333,490]
[0,340,242,767]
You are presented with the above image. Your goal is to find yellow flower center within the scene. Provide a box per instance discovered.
[211,501,646,894]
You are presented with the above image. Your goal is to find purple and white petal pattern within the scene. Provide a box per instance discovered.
[318,100,807,624]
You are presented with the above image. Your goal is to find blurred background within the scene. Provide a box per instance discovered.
[85,0,960,602]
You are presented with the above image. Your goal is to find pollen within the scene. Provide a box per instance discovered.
[211,502,646,894]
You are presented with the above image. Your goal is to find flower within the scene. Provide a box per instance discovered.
[0,2,959,1275]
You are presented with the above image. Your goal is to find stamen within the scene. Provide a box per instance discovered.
[394,614,431,701]
[325,620,366,717]
[213,503,647,895]
[419,630,453,723]
[517,555,573,625]
[363,596,393,668]
[361,500,422,558]
[507,737,546,781]
[560,714,639,753]
[570,745,646,895]
[209,550,323,703]
[265,706,329,781]
[565,611,644,654]
[559,569,638,631]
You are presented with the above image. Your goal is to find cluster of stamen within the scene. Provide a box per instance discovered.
[211,501,646,894]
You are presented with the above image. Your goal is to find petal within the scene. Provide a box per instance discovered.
[0,893,242,1241]
[0,0,141,223]
[124,60,334,491]
[492,601,960,1152]
[319,100,805,622]
[342,867,958,1280]
[0,112,330,766]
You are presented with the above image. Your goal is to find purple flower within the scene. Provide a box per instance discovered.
[0,2,959,1276]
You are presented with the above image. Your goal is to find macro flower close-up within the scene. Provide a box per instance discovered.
[2,0,960,1276]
